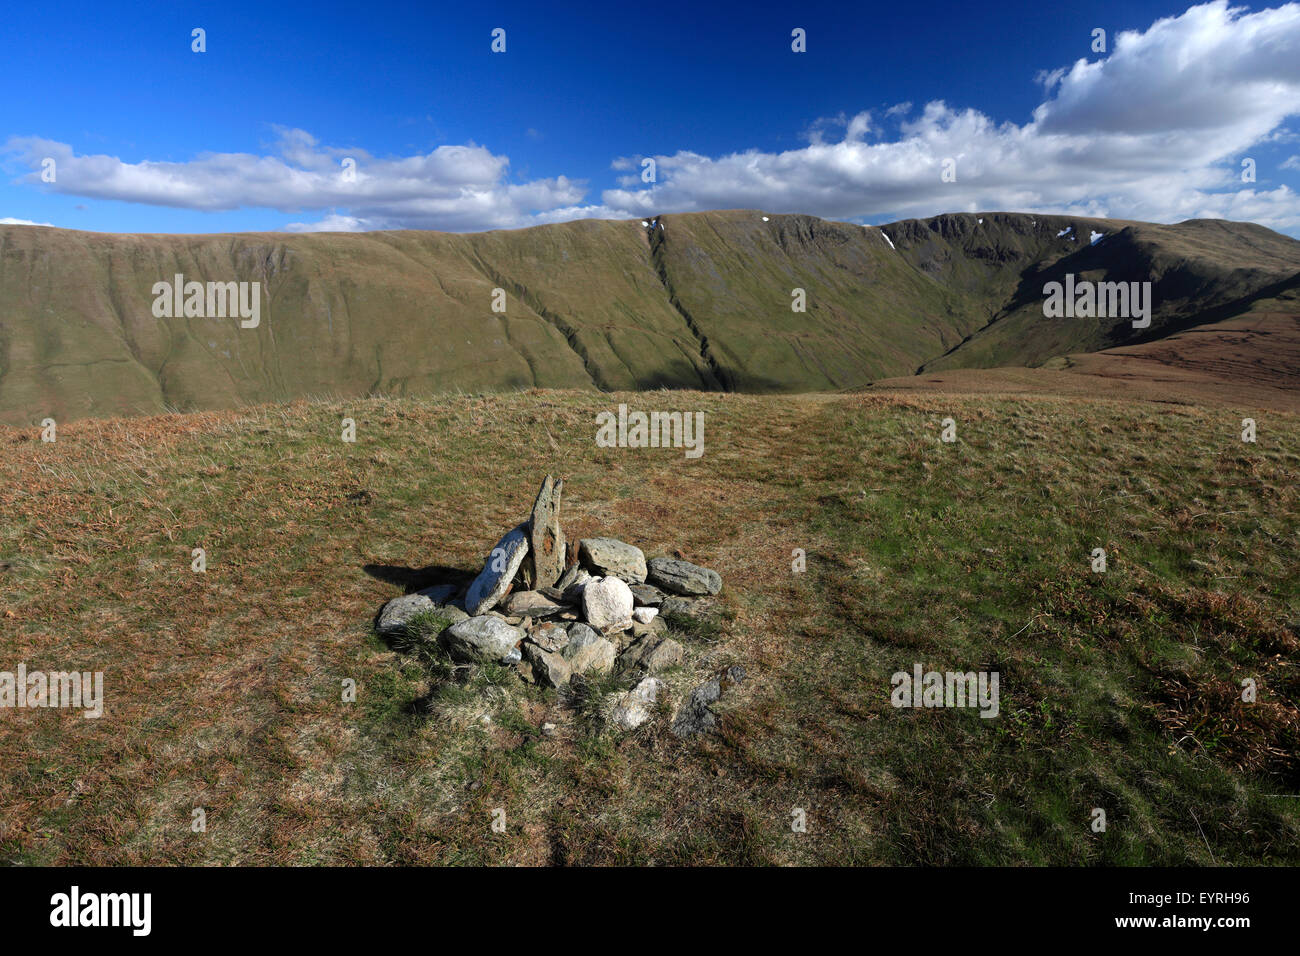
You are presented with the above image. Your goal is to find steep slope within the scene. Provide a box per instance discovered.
[885,212,1300,372]
[1,210,1297,424]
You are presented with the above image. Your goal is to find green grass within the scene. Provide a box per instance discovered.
[0,388,1296,864]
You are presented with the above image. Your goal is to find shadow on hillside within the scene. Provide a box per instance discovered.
[362,563,475,595]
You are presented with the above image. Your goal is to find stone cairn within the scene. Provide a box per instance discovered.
[376,476,738,733]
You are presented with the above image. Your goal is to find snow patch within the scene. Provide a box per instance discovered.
[1090,231,1104,245]
[1057,226,1073,237]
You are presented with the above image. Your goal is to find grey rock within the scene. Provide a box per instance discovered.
[417,583,461,605]
[618,634,683,675]
[560,569,593,604]
[631,615,668,640]
[502,590,564,617]
[646,557,721,596]
[555,563,586,591]
[563,626,616,675]
[582,576,635,630]
[578,538,647,585]
[563,622,601,650]
[439,616,524,665]
[672,667,744,736]
[376,593,435,637]
[465,523,530,615]
[528,621,570,653]
[525,475,566,590]
[523,643,572,688]
[630,584,666,607]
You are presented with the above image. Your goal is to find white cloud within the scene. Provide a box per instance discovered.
[603,1,1300,233]
[0,216,54,226]
[4,2,1300,234]
[3,127,590,232]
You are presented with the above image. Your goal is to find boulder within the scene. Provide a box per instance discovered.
[563,625,616,675]
[525,475,566,590]
[578,538,647,585]
[465,524,530,615]
[528,621,570,653]
[582,576,635,630]
[523,643,571,689]
[646,557,721,596]
[439,616,524,665]
[610,677,662,731]
[376,593,436,637]
[618,634,683,675]
[672,666,745,736]
[629,584,666,607]
[502,590,564,617]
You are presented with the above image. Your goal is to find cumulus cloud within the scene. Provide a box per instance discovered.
[4,2,1300,233]
[3,126,590,232]
[604,1,1300,232]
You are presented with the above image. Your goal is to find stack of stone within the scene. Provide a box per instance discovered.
[376,476,725,730]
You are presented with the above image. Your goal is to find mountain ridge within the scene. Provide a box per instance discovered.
[2,209,1297,423]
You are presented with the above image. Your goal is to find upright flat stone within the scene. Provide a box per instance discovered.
[579,538,647,584]
[526,475,565,590]
[465,523,530,615]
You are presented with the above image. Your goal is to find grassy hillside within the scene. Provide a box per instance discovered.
[3,211,1297,425]
[1,389,1296,864]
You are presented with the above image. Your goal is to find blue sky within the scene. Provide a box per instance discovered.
[4,0,1300,234]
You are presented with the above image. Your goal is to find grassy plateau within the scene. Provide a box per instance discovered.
[1,388,1296,864]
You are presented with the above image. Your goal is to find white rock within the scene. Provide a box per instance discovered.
[611,677,662,731]
[633,606,659,624]
[582,576,634,630]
